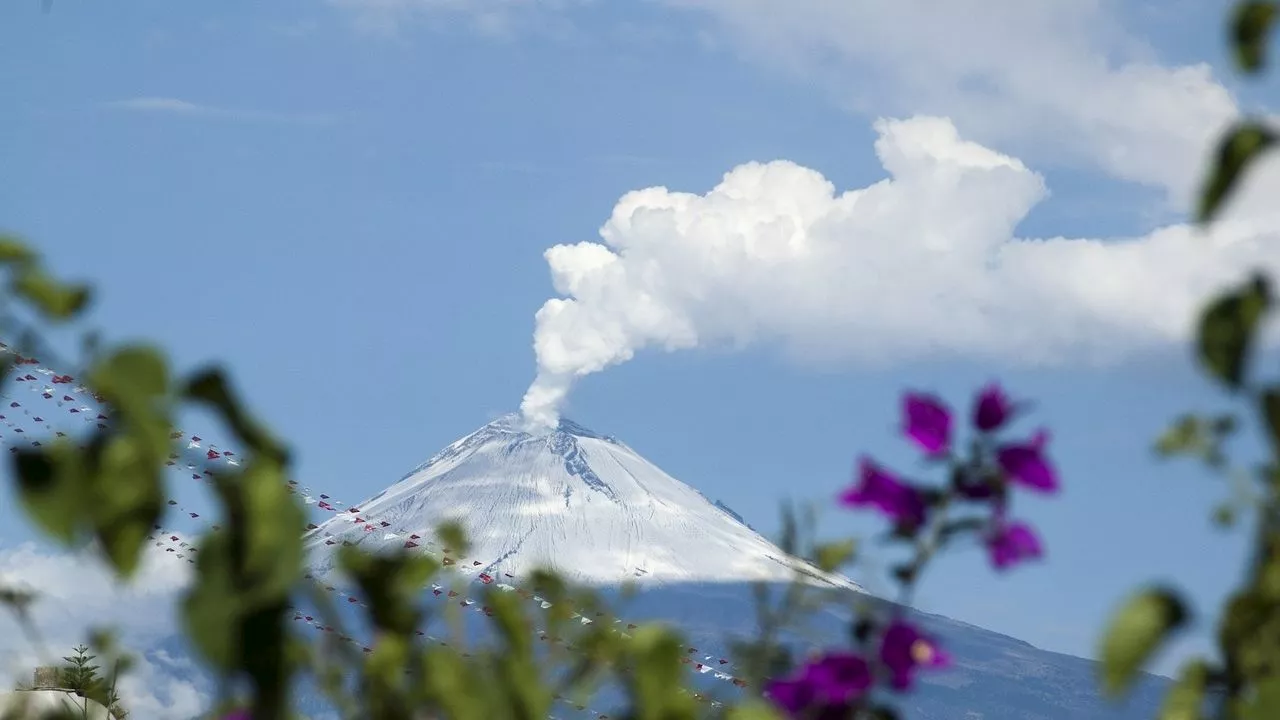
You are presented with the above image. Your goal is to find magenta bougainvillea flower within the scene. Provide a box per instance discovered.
[902,393,952,456]
[996,429,1058,493]
[839,458,927,528]
[879,621,951,691]
[765,652,872,717]
[986,518,1043,570]
[972,382,1017,432]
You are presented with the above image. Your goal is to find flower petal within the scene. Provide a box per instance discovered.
[973,382,1015,432]
[997,439,1058,493]
[987,521,1044,570]
[839,459,927,527]
[903,392,952,455]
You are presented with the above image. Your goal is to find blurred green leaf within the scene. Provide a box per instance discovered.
[181,530,241,670]
[90,434,165,576]
[813,539,857,573]
[423,645,483,720]
[487,589,554,720]
[240,459,306,598]
[1261,389,1280,457]
[11,266,92,321]
[1232,1,1278,72]
[1157,658,1210,720]
[437,520,470,559]
[1196,274,1271,390]
[1240,675,1280,720]
[726,699,784,720]
[1198,123,1277,222]
[90,345,168,399]
[11,445,81,543]
[1212,503,1238,528]
[626,625,697,720]
[339,545,436,637]
[184,367,289,465]
[1099,587,1189,697]
[1155,416,1207,457]
[0,235,35,264]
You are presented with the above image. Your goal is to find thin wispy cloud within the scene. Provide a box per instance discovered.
[103,97,336,126]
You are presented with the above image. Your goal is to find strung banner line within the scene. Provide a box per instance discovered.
[0,381,745,681]
[140,524,731,712]
[0,354,749,672]
[0,354,750,689]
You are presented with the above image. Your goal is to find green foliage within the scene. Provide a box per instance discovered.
[1231,2,1278,72]
[1098,587,1189,697]
[3,4,1280,719]
[1197,123,1276,223]
[1158,659,1210,720]
[1195,275,1271,391]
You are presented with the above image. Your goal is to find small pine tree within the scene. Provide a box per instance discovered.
[55,645,128,719]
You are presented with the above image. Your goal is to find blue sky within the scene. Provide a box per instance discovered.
[2,0,1280,712]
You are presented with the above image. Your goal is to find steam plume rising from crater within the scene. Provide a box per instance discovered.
[520,115,1280,428]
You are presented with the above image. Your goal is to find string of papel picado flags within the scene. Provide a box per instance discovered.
[0,347,752,689]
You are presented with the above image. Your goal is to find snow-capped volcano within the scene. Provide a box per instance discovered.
[305,413,860,589]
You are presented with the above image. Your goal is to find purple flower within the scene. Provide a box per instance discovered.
[972,383,1016,432]
[805,653,873,703]
[903,393,951,456]
[221,713,251,720]
[764,676,818,715]
[878,621,950,691]
[996,429,1058,493]
[839,458,927,528]
[986,519,1043,570]
[765,652,871,717]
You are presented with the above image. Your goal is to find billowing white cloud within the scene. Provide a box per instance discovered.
[0,543,208,720]
[665,0,1238,207]
[520,116,1280,428]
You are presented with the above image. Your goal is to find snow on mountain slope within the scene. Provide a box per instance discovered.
[305,413,861,589]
